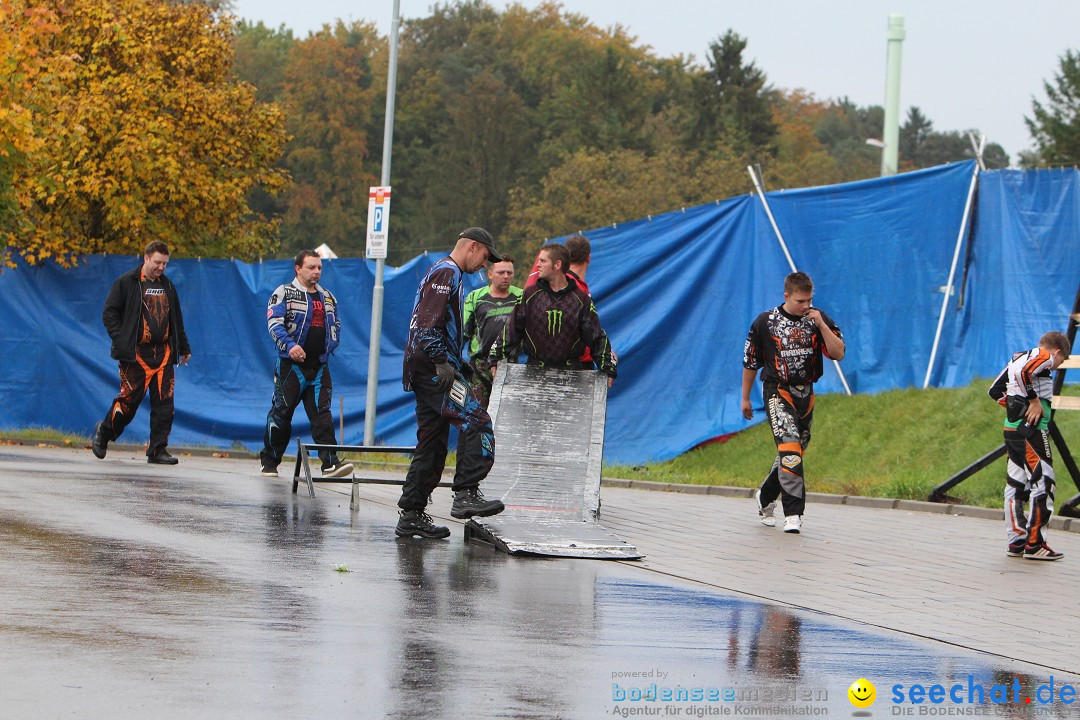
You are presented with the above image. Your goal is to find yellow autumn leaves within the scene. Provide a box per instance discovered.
[0,0,288,266]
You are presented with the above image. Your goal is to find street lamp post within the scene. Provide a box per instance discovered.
[363,0,401,446]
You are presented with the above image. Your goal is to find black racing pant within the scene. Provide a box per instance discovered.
[260,359,339,470]
[1003,397,1055,548]
[757,382,814,517]
[100,343,174,457]
[398,374,495,511]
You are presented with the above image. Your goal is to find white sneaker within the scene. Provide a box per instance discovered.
[755,489,776,527]
[322,461,354,478]
[783,515,802,534]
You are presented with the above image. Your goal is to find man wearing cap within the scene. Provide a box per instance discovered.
[397,227,506,539]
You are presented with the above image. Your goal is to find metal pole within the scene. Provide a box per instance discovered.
[747,166,796,271]
[747,166,853,396]
[881,15,904,176]
[922,161,979,388]
[967,132,987,171]
[363,0,401,445]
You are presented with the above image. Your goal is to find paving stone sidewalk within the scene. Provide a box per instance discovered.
[8,444,1079,675]
[329,464,1080,675]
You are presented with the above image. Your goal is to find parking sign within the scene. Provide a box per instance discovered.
[366,186,391,259]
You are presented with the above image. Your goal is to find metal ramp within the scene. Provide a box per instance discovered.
[465,363,641,559]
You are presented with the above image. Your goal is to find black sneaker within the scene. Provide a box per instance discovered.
[147,450,179,465]
[91,422,108,459]
[260,465,278,477]
[451,488,505,519]
[1006,541,1025,558]
[395,509,451,539]
[1023,542,1064,561]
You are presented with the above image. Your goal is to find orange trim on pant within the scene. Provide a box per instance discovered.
[1025,443,1039,472]
[1028,506,1042,545]
[137,345,172,397]
[777,442,802,454]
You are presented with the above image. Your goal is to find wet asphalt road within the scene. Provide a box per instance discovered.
[1,447,1075,719]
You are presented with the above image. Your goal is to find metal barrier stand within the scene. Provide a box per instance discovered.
[291,441,416,507]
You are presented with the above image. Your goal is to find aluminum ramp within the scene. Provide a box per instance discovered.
[464,364,641,559]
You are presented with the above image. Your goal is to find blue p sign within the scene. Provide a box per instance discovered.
[373,206,384,232]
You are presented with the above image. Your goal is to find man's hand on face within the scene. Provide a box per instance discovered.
[804,308,824,326]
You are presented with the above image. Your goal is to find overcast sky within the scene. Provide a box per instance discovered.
[230,0,1080,163]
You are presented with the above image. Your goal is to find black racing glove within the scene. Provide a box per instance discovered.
[434,362,455,391]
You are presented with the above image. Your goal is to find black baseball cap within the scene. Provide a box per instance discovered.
[458,227,502,263]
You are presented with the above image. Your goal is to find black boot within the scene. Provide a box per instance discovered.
[395,510,451,539]
[147,450,179,465]
[91,422,109,459]
[451,488,505,519]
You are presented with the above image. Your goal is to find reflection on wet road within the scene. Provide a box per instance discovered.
[0,449,1075,718]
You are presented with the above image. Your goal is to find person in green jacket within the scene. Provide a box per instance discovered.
[462,253,522,408]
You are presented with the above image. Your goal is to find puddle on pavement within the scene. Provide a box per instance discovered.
[0,453,1075,718]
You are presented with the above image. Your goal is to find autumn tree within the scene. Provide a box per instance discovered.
[275,21,384,256]
[223,1,1017,262]
[1025,49,1080,166]
[505,146,753,245]
[763,90,843,188]
[1,0,73,255]
[1,0,288,265]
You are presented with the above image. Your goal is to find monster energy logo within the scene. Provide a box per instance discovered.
[546,309,563,335]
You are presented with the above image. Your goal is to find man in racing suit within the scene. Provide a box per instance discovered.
[741,271,845,534]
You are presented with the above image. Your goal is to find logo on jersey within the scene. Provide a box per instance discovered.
[546,309,563,335]
[448,378,469,407]
[430,283,452,294]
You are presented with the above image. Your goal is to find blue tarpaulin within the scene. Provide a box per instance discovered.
[1,162,1076,464]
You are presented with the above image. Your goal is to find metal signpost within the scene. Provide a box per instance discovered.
[363,0,401,445]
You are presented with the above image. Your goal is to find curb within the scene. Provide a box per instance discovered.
[7,438,1076,534]
[600,477,1080,535]
[0,436,248,459]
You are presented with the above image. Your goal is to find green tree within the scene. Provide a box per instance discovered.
[812,98,882,180]
[1025,49,1080,165]
[232,21,295,103]
[906,130,1008,170]
[691,30,777,153]
[900,106,933,162]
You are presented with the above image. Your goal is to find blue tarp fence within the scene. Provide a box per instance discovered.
[1,161,1077,464]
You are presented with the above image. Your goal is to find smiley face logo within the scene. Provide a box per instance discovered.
[848,678,876,708]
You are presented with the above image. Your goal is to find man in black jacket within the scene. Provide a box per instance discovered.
[92,241,191,464]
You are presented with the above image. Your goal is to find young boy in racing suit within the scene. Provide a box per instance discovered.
[988,331,1072,560]
[741,272,845,534]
